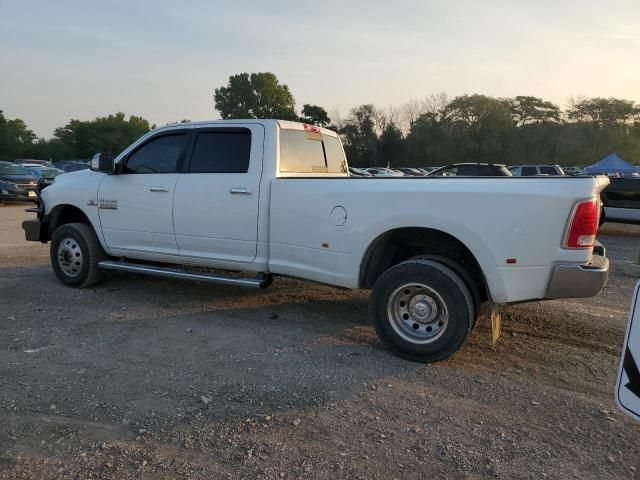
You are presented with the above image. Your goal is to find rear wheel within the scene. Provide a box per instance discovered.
[410,254,481,327]
[370,258,474,363]
[50,223,106,288]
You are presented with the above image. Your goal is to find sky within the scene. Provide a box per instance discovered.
[1,0,639,137]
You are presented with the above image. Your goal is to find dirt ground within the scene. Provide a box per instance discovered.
[0,204,639,479]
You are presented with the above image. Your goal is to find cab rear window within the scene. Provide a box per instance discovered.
[279,129,347,174]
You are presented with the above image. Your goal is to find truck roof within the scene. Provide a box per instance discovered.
[158,119,339,137]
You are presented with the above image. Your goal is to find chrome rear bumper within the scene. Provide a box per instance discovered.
[546,244,609,299]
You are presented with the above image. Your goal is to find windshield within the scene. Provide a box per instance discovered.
[0,163,30,175]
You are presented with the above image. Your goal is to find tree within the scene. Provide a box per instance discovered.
[53,112,151,158]
[501,96,561,163]
[566,97,640,159]
[405,114,454,167]
[300,104,330,126]
[506,96,561,126]
[214,72,298,120]
[337,104,380,167]
[0,110,37,160]
[378,123,405,167]
[444,94,515,162]
[567,97,638,125]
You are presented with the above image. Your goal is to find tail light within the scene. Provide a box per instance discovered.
[565,198,599,248]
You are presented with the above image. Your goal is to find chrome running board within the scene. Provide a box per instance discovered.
[98,260,272,289]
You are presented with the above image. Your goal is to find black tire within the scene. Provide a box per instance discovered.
[410,254,482,327]
[370,258,474,363]
[50,222,106,288]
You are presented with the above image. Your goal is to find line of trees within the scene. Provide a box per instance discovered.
[213,73,640,168]
[331,94,640,168]
[2,72,639,168]
[0,111,153,161]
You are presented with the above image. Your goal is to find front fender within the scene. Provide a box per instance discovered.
[40,170,109,251]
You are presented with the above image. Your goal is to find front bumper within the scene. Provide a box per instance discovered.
[1,190,37,203]
[23,218,50,242]
[22,179,50,243]
[546,244,609,299]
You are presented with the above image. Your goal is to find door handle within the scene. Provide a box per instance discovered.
[230,187,252,195]
[149,186,169,192]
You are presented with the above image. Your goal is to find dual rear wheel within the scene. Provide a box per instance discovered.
[370,258,476,363]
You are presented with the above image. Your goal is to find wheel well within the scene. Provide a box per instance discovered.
[359,227,489,302]
[49,205,91,236]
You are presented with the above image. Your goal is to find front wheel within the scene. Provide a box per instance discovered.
[50,222,106,288]
[370,258,474,363]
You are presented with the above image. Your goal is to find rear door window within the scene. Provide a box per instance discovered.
[323,135,347,173]
[188,129,252,173]
[521,166,538,176]
[279,129,347,174]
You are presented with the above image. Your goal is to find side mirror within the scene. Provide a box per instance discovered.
[91,153,116,174]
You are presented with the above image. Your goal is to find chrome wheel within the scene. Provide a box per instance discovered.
[386,283,448,344]
[57,237,83,277]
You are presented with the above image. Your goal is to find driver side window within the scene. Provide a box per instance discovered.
[123,133,188,174]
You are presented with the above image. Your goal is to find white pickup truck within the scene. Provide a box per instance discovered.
[23,120,610,362]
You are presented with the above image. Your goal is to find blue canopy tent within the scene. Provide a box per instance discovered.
[585,153,638,174]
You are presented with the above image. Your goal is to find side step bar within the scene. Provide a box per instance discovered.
[98,260,272,289]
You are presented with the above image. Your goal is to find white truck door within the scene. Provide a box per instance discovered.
[98,130,191,255]
[173,125,264,263]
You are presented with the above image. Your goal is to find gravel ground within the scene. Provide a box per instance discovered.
[1,204,639,479]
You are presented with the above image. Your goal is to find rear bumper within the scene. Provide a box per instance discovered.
[545,244,609,299]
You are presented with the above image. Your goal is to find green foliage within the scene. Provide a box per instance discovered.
[506,96,561,126]
[2,86,639,168]
[378,124,405,167]
[405,114,455,167]
[52,113,151,158]
[444,94,515,163]
[214,72,298,120]
[300,104,331,127]
[0,111,151,161]
[0,110,37,160]
[568,97,638,125]
[337,105,380,167]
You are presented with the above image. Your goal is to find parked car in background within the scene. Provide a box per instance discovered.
[54,159,91,170]
[508,164,565,176]
[563,166,585,176]
[62,162,91,173]
[19,163,63,181]
[600,177,640,224]
[428,163,512,176]
[418,167,438,175]
[366,167,404,177]
[0,161,40,203]
[348,167,373,177]
[396,167,425,176]
[14,159,58,169]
